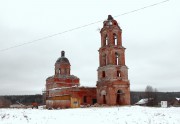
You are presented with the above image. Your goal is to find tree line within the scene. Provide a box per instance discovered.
[0,94,43,108]
[131,85,180,106]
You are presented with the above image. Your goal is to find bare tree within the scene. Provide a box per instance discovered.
[145,85,158,106]
[153,88,158,106]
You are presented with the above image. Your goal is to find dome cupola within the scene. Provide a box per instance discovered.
[56,51,70,64]
[55,51,71,76]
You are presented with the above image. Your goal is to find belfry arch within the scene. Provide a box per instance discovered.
[102,34,108,46]
[113,33,118,45]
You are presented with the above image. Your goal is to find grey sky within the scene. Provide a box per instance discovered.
[0,0,180,95]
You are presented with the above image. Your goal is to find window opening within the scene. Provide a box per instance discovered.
[105,36,108,46]
[102,71,105,78]
[59,69,61,74]
[115,53,119,65]
[113,34,118,45]
[117,71,120,77]
[103,95,106,104]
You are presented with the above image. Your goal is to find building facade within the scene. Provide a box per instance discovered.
[96,15,130,105]
[45,15,130,108]
[46,51,96,109]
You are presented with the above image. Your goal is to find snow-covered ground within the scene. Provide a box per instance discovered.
[0,106,180,124]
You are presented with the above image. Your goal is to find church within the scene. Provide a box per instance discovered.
[45,15,130,109]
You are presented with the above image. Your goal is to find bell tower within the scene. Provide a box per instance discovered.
[96,15,130,105]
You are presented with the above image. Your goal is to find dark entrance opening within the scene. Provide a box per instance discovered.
[92,99,97,104]
[116,90,123,105]
[103,95,106,104]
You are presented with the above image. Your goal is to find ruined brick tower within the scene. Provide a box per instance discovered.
[96,15,130,105]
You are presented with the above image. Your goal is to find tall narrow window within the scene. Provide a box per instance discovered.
[113,33,118,45]
[103,35,108,47]
[103,95,106,104]
[55,69,59,75]
[115,53,119,65]
[117,71,120,77]
[102,71,105,78]
[105,36,108,46]
[59,69,61,74]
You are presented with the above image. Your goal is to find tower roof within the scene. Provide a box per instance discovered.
[107,15,114,20]
[101,15,121,32]
[56,51,70,64]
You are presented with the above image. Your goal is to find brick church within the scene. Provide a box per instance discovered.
[45,15,130,108]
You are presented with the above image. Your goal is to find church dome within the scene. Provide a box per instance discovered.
[56,51,70,64]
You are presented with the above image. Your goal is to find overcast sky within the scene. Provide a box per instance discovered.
[0,0,180,95]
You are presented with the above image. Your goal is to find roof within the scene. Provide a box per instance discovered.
[56,51,70,64]
[107,15,113,20]
[56,57,70,64]
[135,98,153,105]
[135,98,148,105]
[46,76,53,80]
[176,98,180,101]
[46,74,79,82]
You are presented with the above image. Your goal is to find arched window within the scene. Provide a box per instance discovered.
[113,33,118,45]
[59,69,61,74]
[117,70,120,77]
[102,71,105,78]
[115,53,119,65]
[105,35,108,46]
[55,69,59,75]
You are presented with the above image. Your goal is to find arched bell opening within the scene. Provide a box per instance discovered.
[113,33,118,46]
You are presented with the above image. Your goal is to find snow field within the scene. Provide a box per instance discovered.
[0,106,180,124]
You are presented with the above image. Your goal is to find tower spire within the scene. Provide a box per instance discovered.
[107,15,113,20]
[61,51,65,57]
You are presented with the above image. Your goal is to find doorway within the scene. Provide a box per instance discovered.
[116,90,123,105]
[103,95,106,104]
